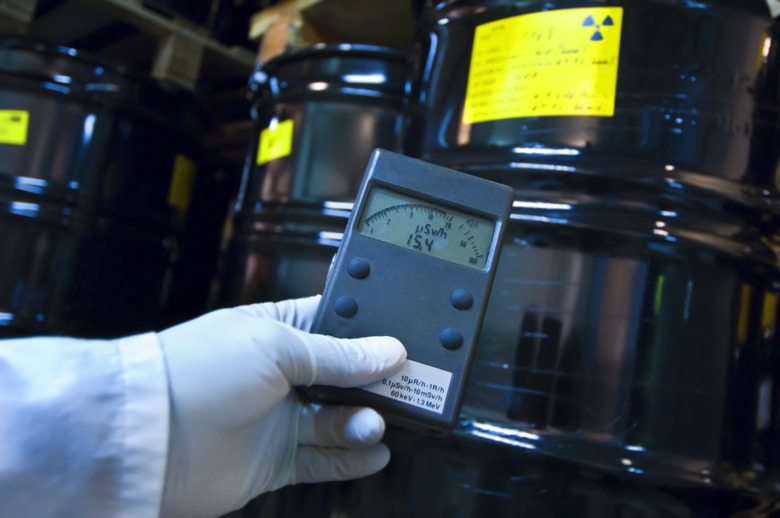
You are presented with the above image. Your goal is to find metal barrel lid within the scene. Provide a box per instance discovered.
[0,37,186,112]
[249,43,410,100]
[416,0,772,16]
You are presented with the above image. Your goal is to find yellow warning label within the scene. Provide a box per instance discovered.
[463,7,623,124]
[0,110,30,145]
[168,154,197,220]
[763,292,777,332]
[257,119,294,165]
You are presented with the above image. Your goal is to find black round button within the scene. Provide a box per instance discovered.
[347,258,371,279]
[450,289,474,310]
[440,328,464,350]
[335,296,358,318]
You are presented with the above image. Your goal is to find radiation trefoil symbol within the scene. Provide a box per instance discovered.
[583,14,615,41]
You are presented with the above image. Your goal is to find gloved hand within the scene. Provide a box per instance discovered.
[157,296,406,518]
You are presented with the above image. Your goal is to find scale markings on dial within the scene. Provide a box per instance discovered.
[358,188,495,270]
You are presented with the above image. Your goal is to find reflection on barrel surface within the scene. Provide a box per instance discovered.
[245,425,780,517]
[461,180,780,491]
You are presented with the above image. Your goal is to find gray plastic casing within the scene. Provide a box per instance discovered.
[308,149,513,430]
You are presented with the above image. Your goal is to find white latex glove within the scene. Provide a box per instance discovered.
[157,296,406,518]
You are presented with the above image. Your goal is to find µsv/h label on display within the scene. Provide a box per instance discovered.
[463,7,624,123]
[360,359,453,414]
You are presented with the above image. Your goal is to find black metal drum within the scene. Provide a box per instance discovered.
[401,0,780,499]
[405,0,778,191]
[0,39,194,338]
[216,44,409,306]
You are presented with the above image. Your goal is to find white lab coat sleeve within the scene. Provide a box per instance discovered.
[0,332,169,518]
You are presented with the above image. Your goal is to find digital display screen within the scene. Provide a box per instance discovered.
[356,186,497,270]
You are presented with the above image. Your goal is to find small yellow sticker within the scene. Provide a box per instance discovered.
[257,119,294,165]
[0,110,30,145]
[463,7,623,123]
[168,154,197,220]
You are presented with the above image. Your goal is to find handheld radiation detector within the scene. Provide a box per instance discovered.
[308,149,513,430]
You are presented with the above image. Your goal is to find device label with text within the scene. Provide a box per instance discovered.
[360,359,453,414]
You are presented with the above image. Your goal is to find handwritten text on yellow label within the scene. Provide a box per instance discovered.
[463,7,623,123]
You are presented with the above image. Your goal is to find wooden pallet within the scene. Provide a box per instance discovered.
[0,0,38,32]
[1,0,260,166]
[1,0,416,164]
[249,0,416,63]
[6,0,257,92]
